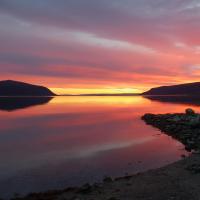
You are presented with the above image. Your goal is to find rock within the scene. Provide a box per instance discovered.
[185,146,192,152]
[103,176,113,183]
[185,108,195,115]
[186,164,200,174]
[192,151,200,155]
[107,197,119,200]
[169,116,181,122]
[142,110,200,152]
[188,115,200,128]
[77,183,92,194]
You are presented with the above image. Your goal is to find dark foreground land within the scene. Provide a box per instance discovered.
[11,109,200,200]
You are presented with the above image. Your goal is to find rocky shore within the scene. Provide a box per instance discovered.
[142,108,200,152]
[10,109,200,200]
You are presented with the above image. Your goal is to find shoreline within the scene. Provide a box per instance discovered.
[11,109,200,200]
[11,155,200,200]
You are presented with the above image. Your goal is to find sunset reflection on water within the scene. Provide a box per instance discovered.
[0,96,195,198]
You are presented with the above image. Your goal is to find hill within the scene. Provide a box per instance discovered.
[143,82,200,95]
[0,80,55,96]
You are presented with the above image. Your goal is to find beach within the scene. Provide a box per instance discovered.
[11,154,200,200]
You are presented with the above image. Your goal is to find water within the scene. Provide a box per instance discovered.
[0,95,195,198]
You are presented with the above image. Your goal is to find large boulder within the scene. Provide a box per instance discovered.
[185,108,195,115]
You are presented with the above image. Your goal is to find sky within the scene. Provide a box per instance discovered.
[0,0,200,94]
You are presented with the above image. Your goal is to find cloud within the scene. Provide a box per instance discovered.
[0,0,200,92]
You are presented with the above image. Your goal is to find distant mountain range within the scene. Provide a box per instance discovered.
[143,82,200,96]
[0,80,55,96]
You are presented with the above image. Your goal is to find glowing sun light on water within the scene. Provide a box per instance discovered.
[50,87,142,95]
[49,96,149,106]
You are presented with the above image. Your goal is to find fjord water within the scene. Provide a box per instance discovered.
[0,96,194,198]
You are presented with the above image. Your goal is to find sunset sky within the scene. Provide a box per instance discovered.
[0,0,200,94]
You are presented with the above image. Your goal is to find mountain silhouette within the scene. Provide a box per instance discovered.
[143,82,200,95]
[0,80,55,96]
[0,97,53,111]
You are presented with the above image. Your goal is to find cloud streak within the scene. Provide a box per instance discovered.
[0,0,200,93]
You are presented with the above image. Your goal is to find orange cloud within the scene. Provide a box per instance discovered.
[1,1,200,94]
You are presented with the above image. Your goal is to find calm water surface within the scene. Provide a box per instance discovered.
[0,96,196,198]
